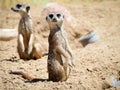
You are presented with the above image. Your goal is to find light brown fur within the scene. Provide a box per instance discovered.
[46,12,74,82]
[11,3,47,60]
[9,71,34,81]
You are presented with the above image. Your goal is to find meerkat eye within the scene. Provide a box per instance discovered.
[26,6,30,12]
[57,14,61,18]
[49,14,54,19]
[16,4,22,8]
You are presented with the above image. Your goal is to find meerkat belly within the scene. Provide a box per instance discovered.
[21,29,31,51]
[48,33,66,63]
[20,18,32,49]
[48,59,66,82]
[48,40,67,81]
[54,33,66,48]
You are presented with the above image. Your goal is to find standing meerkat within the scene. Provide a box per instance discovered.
[11,3,47,60]
[9,12,74,82]
[46,12,74,82]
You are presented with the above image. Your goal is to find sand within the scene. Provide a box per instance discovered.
[0,0,120,90]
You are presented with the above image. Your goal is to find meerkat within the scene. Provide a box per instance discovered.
[46,12,74,82]
[11,3,47,60]
[9,13,74,82]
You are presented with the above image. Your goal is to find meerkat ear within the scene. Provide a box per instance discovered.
[26,6,30,12]
[63,15,64,18]
[46,16,48,21]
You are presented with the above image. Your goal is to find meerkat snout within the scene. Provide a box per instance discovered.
[11,2,30,14]
[46,13,64,23]
[46,13,64,29]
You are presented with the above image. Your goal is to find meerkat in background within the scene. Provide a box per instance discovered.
[11,3,47,60]
[46,12,74,82]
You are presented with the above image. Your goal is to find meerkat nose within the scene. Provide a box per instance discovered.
[11,7,13,10]
[53,18,57,22]
[11,7,15,11]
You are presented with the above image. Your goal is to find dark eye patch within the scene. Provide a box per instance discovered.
[57,14,61,18]
[16,4,22,8]
[49,14,54,19]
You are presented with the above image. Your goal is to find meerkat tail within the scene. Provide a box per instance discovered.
[9,71,34,81]
[42,52,48,57]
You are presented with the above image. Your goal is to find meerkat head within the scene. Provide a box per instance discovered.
[46,13,64,29]
[11,2,30,16]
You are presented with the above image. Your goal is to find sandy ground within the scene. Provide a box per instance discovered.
[0,0,120,90]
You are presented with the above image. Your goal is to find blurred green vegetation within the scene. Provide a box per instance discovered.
[0,0,116,9]
[0,0,49,9]
[52,0,104,3]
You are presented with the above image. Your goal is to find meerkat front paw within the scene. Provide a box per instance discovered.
[68,58,75,67]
